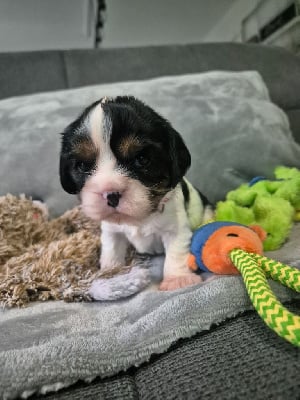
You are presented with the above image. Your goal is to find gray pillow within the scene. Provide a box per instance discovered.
[1,71,300,216]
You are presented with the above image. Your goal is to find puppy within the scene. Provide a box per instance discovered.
[59,96,212,291]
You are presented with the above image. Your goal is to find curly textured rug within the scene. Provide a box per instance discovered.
[0,194,148,307]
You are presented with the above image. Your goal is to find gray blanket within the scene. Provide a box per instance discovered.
[1,224,300,399]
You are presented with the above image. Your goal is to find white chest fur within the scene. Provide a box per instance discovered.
[122,224,165,254]
[100,181,207,271]
[103,199,179,255]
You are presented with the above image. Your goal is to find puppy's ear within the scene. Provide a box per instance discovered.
[59,154,78,194]
[169,129,191,188]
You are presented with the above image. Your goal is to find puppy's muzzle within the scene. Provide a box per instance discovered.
[106,192,122,208]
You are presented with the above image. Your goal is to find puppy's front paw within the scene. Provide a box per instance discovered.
[100,254,125,272]
[100,260,122,272]
[159,274,202,291]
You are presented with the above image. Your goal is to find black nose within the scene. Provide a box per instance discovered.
[107,192,121,208]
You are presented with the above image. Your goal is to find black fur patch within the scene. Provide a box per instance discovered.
[59,100,102,194]
[180,179,190,205]
[196,188,211,206]
[103,96,190,190]
[180,180,211,211]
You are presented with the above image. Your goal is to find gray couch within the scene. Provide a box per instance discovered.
[1,43,300,399]
[1,42,300,142]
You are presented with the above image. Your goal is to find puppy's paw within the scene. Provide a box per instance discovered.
[99,262,129,279]
[100,256,124,272]
[100,262,121,272]
[159,274,202,291]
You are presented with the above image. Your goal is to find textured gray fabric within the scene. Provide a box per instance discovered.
[89,265,153,300]
[134,307,300,400]
[32,306,300,400]
[31,306,300,400]
[1,70,300,214]
[1,43,300,114]
[1,223,300,399]
[33,375,139,400]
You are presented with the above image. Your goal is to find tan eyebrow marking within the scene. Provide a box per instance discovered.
[118,136,142,158]
[73,137,98,160]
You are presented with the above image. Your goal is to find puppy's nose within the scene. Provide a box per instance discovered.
[106,192,121,208]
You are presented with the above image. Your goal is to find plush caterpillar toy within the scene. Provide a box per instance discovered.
[187,221,300,347]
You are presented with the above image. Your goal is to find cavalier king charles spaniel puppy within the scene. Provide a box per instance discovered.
[60,96,212,291]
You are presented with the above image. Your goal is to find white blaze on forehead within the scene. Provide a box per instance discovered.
[89,103,106,148]
[101,96,111,104]
[89,101,114,164]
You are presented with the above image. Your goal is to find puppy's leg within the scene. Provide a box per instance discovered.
[203,204,215,223]
[159,227,202,291]
[100,225,129,271]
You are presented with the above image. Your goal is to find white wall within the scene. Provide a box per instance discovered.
[101,0,236,48]
[0,0,96,52]
[203,0,295,43]
[203,0,260,42]
[0,0,236,52]
[2,0,284,52]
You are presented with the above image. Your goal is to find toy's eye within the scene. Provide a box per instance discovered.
[227,233,239,237]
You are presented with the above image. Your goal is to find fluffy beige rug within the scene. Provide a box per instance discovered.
[0,194,132,307]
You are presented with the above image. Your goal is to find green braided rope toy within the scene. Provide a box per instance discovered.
[188,221,300,347]
[230,249,300,347]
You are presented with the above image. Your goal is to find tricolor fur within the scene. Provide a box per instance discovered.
[60,96,212,290]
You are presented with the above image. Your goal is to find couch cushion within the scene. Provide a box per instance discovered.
[0,51,67,100]
[1,70,300,215]
[2,43,300,114]
[64,44,300,112]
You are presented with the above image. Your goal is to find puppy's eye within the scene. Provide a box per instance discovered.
[74,160,94,174]
[134,154,151,168]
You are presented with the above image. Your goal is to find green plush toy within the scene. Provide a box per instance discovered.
[275,166,300,220]
[215,166,300,251]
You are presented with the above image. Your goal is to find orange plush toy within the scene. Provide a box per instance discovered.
[187,221,300,347]
[187,221,266,275]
